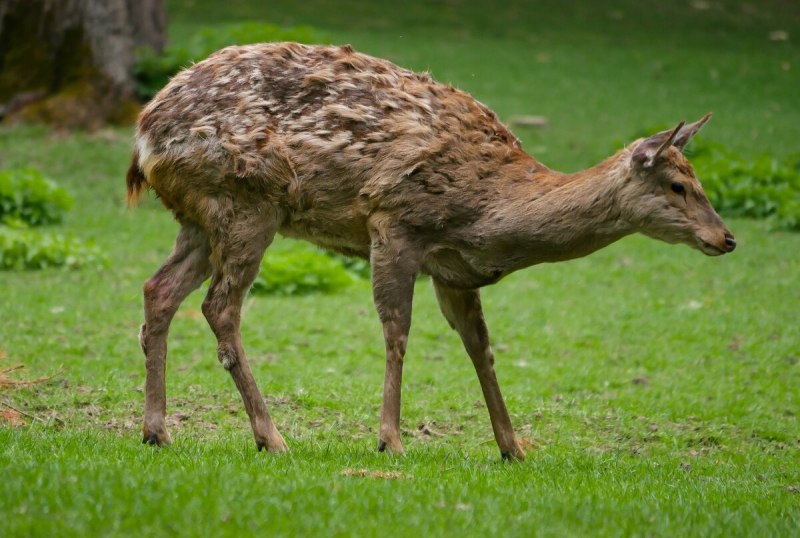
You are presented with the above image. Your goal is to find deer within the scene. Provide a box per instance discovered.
[126,42,735,461]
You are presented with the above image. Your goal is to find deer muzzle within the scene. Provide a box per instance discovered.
[697,230,736,256]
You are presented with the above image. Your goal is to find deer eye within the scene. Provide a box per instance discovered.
[670,182,686,195]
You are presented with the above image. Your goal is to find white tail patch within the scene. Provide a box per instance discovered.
[136,136,158,179]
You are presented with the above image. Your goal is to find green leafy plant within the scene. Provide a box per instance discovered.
[251,243,357,296]
[134,22,330,101]
[326,252,371,280]
[0,168,73,227]
[0,225,106,270]
[690,141,800,231]
[0,168,105,270]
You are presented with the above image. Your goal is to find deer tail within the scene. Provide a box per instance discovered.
[125,149,149,207]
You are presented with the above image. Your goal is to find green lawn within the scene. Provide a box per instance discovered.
[1,1,799,536]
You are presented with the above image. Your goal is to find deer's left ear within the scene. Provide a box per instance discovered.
[672,112,711,150]
[631,121,684,169]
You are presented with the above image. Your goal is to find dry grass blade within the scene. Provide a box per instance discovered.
[0,363,57,390]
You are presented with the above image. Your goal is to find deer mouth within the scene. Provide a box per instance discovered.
[697,235,735,256]
[699,241,726,256]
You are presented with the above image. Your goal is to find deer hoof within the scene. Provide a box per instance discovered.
[255,433,289,453]
[141,432,170,446]
[141,425,171,447]
[256,440,289,453]
[377,437,405,455]
[500,448,526,462]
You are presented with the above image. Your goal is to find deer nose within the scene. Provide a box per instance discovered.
[724,234,736,252]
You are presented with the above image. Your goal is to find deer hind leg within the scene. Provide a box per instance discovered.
[432,279,525,461]
[370,230,421,455]
[201,205,287,453]
[141,223,212,446]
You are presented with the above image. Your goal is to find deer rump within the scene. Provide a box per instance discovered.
[128,42,734,460]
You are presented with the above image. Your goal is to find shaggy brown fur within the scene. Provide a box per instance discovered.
[128,42,734,459]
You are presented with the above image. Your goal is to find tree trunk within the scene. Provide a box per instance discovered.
[0,0,166,130]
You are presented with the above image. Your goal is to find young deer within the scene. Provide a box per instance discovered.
[127,43,735,460]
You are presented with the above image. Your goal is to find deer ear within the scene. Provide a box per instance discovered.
[631,121,685,169]
[673,112,711,150]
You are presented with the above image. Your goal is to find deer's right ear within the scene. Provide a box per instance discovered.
[672,113,711,150]
[631,121,685,169]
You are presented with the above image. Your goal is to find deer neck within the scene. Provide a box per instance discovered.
[486,152,636,269]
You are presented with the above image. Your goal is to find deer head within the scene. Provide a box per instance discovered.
[624,114,736,256]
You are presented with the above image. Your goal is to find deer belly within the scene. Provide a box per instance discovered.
[423,248,505,289]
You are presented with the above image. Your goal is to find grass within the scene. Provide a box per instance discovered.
[1,1,799,536]
[1,431,795,537]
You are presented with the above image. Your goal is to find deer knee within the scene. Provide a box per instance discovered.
[217,343,238,370]
[138,323,147,354]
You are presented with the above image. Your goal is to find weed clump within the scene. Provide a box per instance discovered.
[251,242,363,297]
[691,142,800,231]
[0,168,105,270]
[0,168,72,226]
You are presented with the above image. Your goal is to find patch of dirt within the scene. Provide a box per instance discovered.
[0,356,59,425]
[415,421,446,437]
[96,390,311,436]
[102,417,137,432]
[340,468,408,480]
[0,407,26,427]
[101,411,220,434]
[407,420,464,440]
[265,395,301,410]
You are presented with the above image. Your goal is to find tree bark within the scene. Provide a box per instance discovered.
[128,0,168,53]
[0,0,166,129]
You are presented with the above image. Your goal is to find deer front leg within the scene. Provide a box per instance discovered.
[433,280,525,461]
[370,230,420,455]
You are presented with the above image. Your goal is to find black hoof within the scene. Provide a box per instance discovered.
[500,451,512,461]
[143,433,159,446]
[377,440,387,452]
[257,442,265,452]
